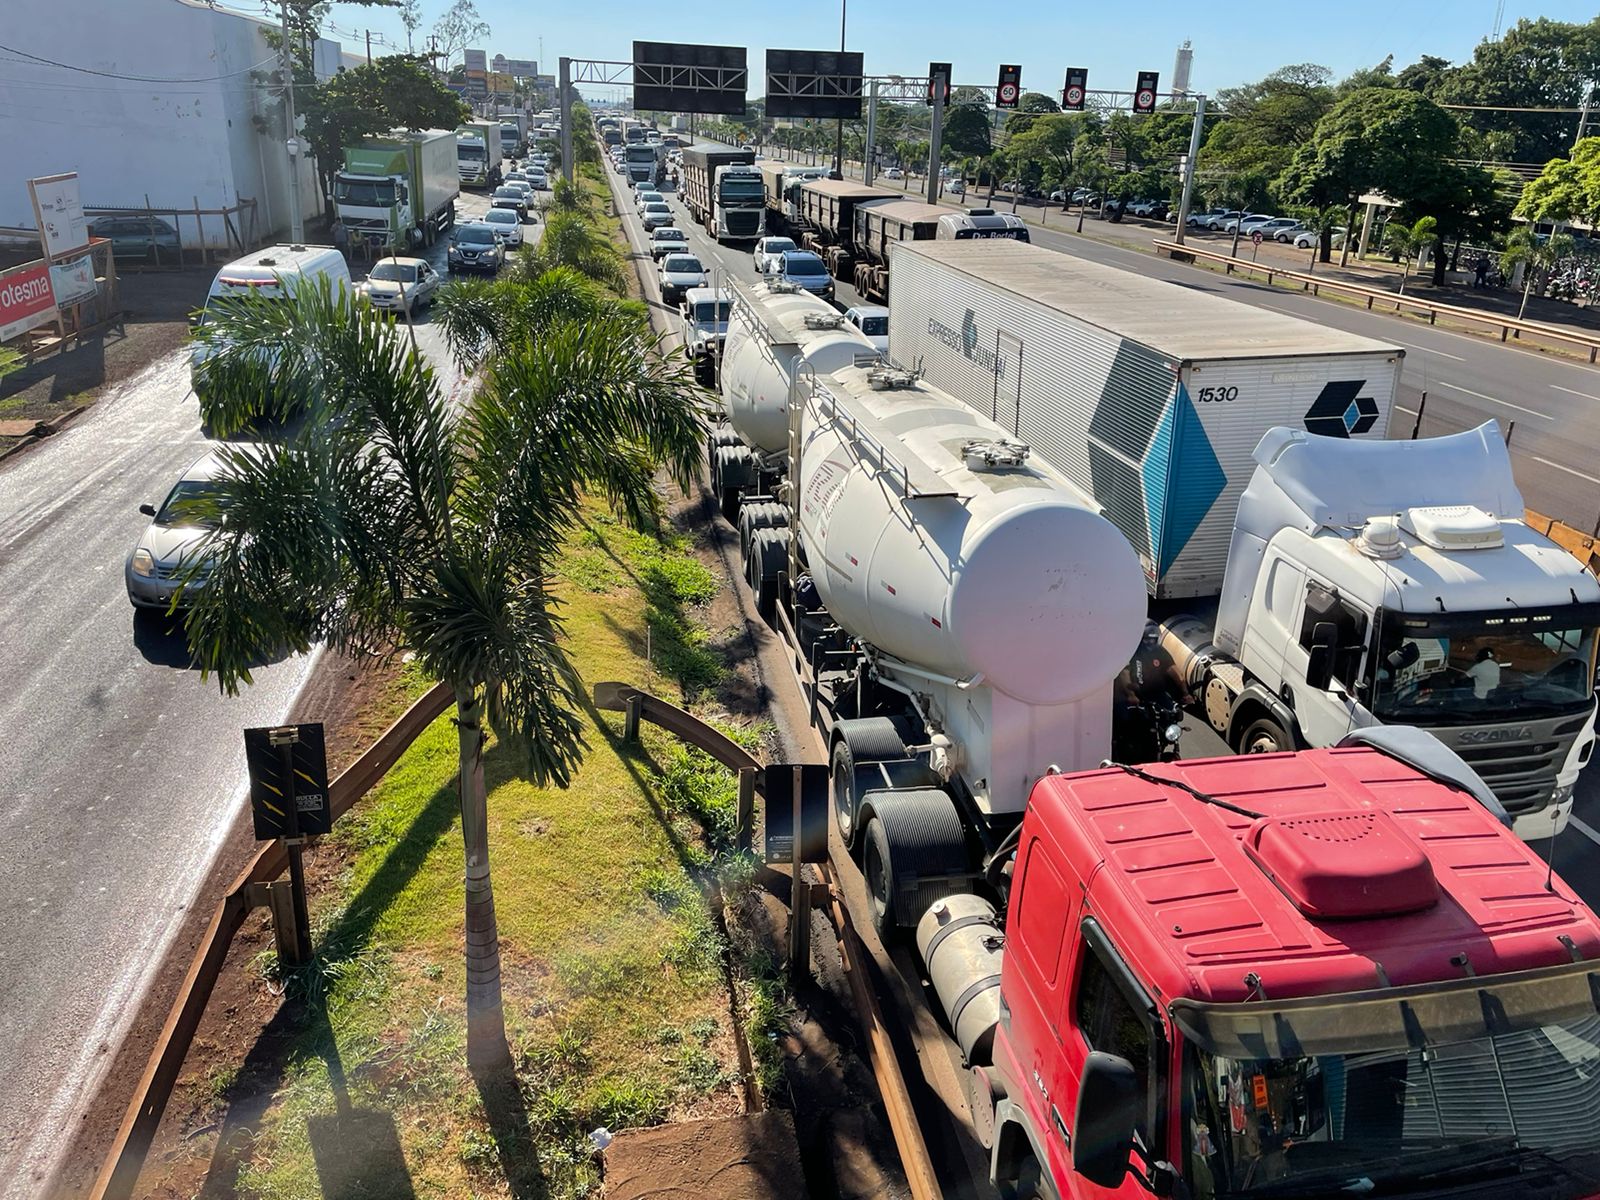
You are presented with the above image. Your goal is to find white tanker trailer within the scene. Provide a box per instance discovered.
[713,280,1148,934]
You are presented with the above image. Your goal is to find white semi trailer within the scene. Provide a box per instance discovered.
[711,278,1148,934]
[887,238,1600,839]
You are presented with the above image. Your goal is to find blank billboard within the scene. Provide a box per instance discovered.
[633,42,747,115]
[766,49,864,119]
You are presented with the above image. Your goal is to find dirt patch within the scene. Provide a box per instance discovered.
[603,1110,807,1200]
[52,649,408,1200]
[1,269,210,456]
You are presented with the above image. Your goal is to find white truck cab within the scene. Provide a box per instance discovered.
[1173,424,1600,839]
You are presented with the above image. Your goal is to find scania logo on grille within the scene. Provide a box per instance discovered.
[1457,727,1533,744]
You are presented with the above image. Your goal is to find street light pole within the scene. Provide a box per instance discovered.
[1173,94,1206,246]
[863,79,879,185]
[831,0,847,178]
[279,0,305,244]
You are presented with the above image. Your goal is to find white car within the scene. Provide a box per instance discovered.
[753,235,797,274]
[635,190,665,213]
[1293,227,1347,250]
[659,253,708,303]
[481,207,525,247]
[1195,209,1240,230]
[1225,214,1275,235]
[843,304,889,352]
[1255,217,1300,240]
[641,202,675,231]
[359,256,440,314]
[649,227,689,259]
[525,171,549,191]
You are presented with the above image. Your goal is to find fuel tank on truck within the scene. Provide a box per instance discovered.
[795,363,1148,707]
[721,281,877,455]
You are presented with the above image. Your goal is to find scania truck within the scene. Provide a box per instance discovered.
[886,238,1600,839]
[333,129,459,249]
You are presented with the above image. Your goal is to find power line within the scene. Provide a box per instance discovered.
[1438,103,1589,114]
[0,41,278,82]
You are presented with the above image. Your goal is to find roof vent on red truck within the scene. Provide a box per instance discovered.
[1243,810,1440,919]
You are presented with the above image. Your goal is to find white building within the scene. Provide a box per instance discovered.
[0,0,333,249]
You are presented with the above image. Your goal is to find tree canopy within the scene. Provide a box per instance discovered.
[301,55,469,187]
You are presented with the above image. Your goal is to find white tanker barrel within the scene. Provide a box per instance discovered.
[795,365,1147,706]
[721,282,876,455]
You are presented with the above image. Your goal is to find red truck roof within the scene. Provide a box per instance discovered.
[1030,746,1600,1004]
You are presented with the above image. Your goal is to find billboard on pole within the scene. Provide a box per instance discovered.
[634,42,747,115]
[28,174,88,260]
[463,48,487,72]
[766,49,864,119]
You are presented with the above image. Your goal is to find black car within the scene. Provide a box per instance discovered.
[446,223,505,274]
[490,186,528,220]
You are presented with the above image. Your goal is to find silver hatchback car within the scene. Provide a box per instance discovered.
[125,446,253,610]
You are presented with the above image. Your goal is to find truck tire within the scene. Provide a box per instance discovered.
[1238,714,1292,755]
[738,501,788,563]
[830,718,911,848]
[857,789,972,939]
[713,444,754,524]
[748,526,790,620]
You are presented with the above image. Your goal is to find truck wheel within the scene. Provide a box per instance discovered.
[1238,715,1291,755]
[862,817,897,938]
[997,1155,1047,1200]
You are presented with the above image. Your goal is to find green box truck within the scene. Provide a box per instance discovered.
[333,129,459,249]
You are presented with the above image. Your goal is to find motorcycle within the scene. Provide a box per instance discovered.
[1112,694,1185,764]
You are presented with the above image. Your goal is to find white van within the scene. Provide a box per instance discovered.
[190,244,350,394]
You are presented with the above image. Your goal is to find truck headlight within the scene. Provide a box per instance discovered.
[1551,783,1575,808]
[131,548,155,577]
[1164,723,1184,744]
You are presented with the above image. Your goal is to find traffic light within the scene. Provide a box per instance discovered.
[996,64,1021,109]
[1133,70,1159,113]
[1062,67,1087,111]
[926,61,952,106]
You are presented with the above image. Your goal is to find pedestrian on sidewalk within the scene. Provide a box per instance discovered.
[1473,254,1488,289]
[330,218,350,260]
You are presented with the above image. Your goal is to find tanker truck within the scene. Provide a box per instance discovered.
[333,129,459,249]
[886,237,1600,840]
[712,278,1600,1200]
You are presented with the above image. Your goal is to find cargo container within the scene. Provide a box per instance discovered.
[794,177,895,274]
[333,129,459,248]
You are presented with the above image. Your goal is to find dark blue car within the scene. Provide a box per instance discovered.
[777,250,834,300]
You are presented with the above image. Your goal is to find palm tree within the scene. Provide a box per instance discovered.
[1384,216,1437,295]
[184,274,705,1071]
[1501,227,1576,320]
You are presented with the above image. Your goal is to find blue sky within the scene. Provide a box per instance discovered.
[326,0,1600,99]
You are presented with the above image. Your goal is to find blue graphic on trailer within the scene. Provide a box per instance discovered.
[1143,384,1225,575]
[1304,379,1378,437]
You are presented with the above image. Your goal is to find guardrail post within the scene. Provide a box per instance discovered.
[736,768,755,854]
[787,764,812,984]
[623,693,642,743]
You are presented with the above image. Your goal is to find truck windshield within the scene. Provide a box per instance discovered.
[693,300,732,324]
[458,143,485,161]
[720,179,766,200]
[1176,965,1600,1198]
[334,177,396,206]
[1369,604,1600,724]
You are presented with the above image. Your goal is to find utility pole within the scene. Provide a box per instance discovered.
[863,79,880,185]
[278,1,305,244]
[1173,94,1206,246]
[365,29,372,65]
[926,72,946,205]
[831,0,848,178]
[559,56,574,185]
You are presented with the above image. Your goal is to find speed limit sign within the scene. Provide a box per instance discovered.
[1065,84,1084,106]
[999,82,1019,104]
[1135,87,1155,110]
[1251,230,1263,245]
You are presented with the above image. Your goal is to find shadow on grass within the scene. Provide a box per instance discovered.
[197,775,461,1196]
[472,1063,548,1200]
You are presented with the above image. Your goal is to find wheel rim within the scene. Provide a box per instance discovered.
[833,761,854,842]
[865,837,889,924]
[1245,727,1283,754]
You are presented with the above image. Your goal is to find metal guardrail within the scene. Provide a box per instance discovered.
[1154,240,1600,363]
[589,682,943,1200]
[90,680,454,1200]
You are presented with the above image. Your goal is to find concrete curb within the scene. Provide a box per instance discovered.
[0,403,94,464]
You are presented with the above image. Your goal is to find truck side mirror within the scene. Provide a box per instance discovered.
[1305,621,1338,691]
[1072,1051,1140,1189]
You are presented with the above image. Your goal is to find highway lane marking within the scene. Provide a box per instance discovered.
[1382,337,1465,362]
[1434,380,1553,420]
[1551,383,1600,402]
[1529,455,1600,484]
[1571,814,1600,849]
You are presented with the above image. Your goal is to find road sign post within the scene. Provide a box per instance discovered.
[245,723,330,966]
[1062,67,1087,111]
[1134,70,1159,114]
[996,64,1021,110]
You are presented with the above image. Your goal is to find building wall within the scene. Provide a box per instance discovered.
[0,0,324,248]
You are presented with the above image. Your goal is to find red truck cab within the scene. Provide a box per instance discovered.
[984,746,1600,1200]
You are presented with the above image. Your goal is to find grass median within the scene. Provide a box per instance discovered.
[156,505,773,1200]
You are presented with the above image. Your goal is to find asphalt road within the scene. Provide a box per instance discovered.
[0,186,513,1195]
[624,151,1600,984]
